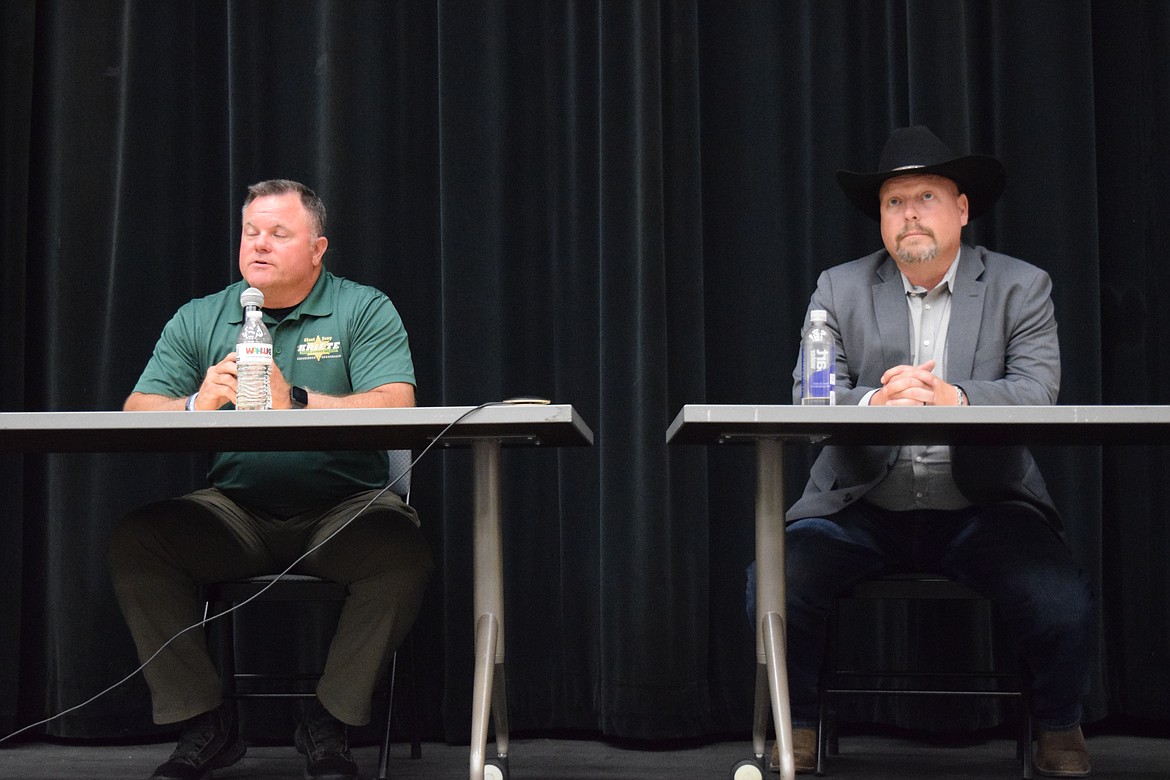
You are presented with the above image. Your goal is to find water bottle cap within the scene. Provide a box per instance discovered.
[809,309,828,323]
[240,287,265,309]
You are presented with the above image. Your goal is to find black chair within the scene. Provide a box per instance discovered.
[817,573,1033,778]
[201,450,421,780]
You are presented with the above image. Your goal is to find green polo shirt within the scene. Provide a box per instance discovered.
[133,271,415,517]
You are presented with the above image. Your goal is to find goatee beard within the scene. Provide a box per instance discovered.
[895,244,938,264]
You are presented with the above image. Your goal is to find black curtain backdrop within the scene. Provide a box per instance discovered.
[2,0,1168,745]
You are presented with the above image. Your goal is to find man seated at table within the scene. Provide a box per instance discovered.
[107,179,433,780]
[766,126,1093,776]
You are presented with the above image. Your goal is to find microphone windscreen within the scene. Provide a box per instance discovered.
[240,287,264,309]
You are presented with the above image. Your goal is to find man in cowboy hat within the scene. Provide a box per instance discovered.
[772,126,1093,776]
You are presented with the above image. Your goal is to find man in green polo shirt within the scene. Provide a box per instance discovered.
[108,179,432,780]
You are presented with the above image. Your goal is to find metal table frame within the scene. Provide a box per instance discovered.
[666,403,1170,780]
[1,404,594,780]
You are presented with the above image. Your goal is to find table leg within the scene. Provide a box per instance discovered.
[470,613,498,780]
[470,440,507,780]
[751,662,769,757]
[492,655,510,757]
[754,439,793,780]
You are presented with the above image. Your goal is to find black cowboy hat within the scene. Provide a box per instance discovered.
[835,125,1005,221]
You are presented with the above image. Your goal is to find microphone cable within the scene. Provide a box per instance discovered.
[0,398,548,744]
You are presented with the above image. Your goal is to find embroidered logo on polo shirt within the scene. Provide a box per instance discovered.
[297,335,341,361]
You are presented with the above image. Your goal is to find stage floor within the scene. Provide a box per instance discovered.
[2,728,1168,779]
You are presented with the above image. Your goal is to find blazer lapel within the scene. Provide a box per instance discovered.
[947,245,986,380]
[873,257,911,369]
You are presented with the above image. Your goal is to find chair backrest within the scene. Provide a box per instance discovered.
[386,449,412,500]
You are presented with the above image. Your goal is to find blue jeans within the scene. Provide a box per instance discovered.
[746,501,1093,731]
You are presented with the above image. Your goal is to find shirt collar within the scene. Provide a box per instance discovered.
[227,271,332,325]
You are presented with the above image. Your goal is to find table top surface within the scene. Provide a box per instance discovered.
[666,404,1170,446]
[0,403,594,452]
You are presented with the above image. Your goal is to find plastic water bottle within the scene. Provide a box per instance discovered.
[235,287,272,410]
[801,309,835,405]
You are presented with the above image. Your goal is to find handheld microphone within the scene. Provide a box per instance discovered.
[240,287,265,310]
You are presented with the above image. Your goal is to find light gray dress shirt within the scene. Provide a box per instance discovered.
[863,253,971,511]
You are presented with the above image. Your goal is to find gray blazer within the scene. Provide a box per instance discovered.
[787,243,1063,529]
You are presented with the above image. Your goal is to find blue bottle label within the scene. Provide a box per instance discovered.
[804,346,835,403]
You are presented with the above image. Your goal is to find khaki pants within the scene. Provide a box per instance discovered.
[108,488,432,726]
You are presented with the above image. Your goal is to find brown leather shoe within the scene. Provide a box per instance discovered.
[1036,726,1091,777]
[768,727,816,774]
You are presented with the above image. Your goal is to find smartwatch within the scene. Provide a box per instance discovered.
[290,386,309,409]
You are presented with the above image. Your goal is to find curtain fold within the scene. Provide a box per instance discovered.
[2,0,1167,744]
[0,0,34,739]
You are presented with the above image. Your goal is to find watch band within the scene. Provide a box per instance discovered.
[290,385,309,408]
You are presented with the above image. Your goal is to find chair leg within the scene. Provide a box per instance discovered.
[205,597,238,699]
[407,634,421,759]
[376,651,397,780]
[375,635,422,779]
[1020,667,1033,779]
[817,597,842,775]
[1021,713,1034,780]
[816,692,829,775]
